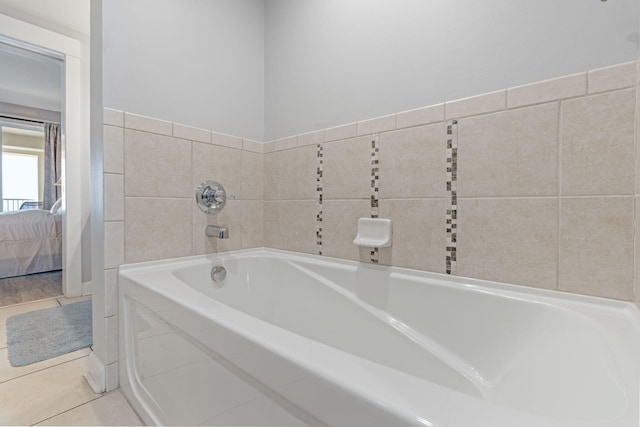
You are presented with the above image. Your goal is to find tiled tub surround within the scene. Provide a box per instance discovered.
[101,110,264,390]
[103,111,265,265]
[263,60,640,302]
[102,60,640,385]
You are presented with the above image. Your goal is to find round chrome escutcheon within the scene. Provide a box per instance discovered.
[210,265,227,284]
[196,180,226,213]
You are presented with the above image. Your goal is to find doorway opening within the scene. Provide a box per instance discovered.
[0,37,67,306]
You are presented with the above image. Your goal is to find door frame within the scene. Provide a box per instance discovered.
[0,14,85,297]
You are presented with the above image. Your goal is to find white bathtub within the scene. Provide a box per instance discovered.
[118,248,640,427]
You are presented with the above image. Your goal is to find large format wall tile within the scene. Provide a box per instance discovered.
[263,146,317,200]
[324,136,373,200]
[281,146,318,200]
[561,89,635,195]
[103,174,124,222]
[186,200,244,254]
[215,200,243,253]
[264,201,317,254]
[263,152,282,200]
[379,124,447,199]
[637,87,640,196]
[457,103,559,197]
[636,197,640,301]
[322,200,371,261]
[104,221,124,270]
[457,198,558,289]
[192,204,218,256]
[124,130,192,198]
[192,142,242,199]
[263,201,282,248]
[242,200,264,249]
[103,125,124,174]
[278,200,318,254]
[241,151,264,200]
[378,199,447,273]
[125,197,192,263]
[559,197,634,300]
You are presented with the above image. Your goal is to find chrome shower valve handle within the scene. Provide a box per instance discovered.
[196,180,226,213]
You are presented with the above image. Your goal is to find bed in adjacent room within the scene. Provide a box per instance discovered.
[0,202,62,279]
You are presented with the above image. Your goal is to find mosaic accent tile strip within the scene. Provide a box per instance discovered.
[370,136,380,263]
[446,120,458,274]
[316,143,324,255]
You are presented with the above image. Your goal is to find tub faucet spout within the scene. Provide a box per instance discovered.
[205,225,229,239]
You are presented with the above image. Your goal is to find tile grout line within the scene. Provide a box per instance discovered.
[200,395,268,426]
[446,120,458,275]
[557,100,563,291]
[370,135,380,263]
[633,75,639,301]
[31,394,104,426]
[0,352,91,386]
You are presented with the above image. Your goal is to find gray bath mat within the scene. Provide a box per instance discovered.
[6,300,92,367]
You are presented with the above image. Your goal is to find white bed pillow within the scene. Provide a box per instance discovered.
[50,198,62,215]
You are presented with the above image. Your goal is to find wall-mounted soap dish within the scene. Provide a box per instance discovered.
[353,218,392,248]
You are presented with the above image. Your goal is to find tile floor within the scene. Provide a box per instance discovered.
[0,296,143,426]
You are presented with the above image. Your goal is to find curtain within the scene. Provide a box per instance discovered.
[43,123,61,211]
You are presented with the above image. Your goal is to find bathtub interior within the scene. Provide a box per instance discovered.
[121,249,640,426]
[173,256,483,398]
[169,252,639,423]
[296,258,639,422]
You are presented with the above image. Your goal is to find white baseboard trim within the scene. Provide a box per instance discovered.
[82,280,93,295]
[84,351,106,393]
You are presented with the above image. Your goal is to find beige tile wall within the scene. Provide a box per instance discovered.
[104,60,640,360]
[261,60,640,302]
[102,110,265,390]
[107,112,265,265]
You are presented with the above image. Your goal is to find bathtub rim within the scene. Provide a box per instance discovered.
[118,247,640,324]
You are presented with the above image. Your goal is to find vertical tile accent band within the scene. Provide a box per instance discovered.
[370,136,380,263]
[316,143,324,255]
[446,120,458,274]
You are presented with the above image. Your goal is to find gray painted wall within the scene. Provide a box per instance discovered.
[265,0,640,140]
[102,0,265,141]
[101,1,640,141]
